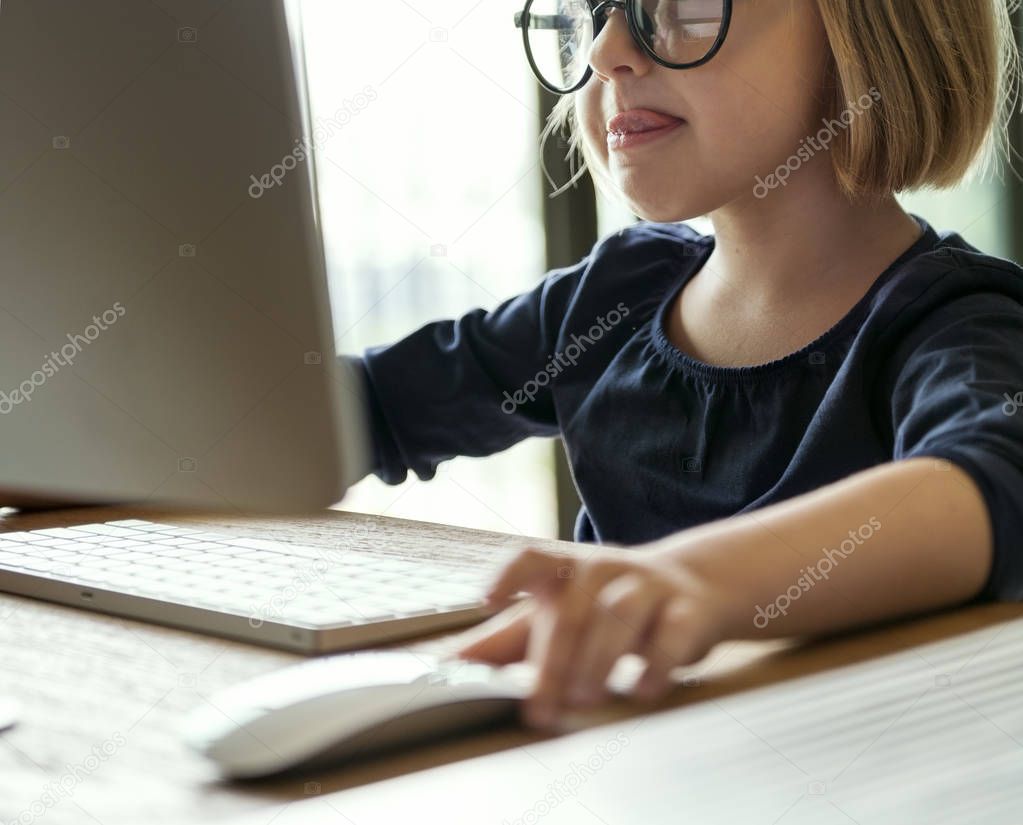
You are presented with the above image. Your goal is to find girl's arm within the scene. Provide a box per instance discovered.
[666,455,991,640]
[459,287,1023,728]
[459,456,993,727]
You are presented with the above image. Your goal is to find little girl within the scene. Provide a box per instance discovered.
[346,0,1023,728]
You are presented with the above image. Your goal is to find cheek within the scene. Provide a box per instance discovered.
[695,8,833,181]
[689,74,825,182]
[577,84,609,167]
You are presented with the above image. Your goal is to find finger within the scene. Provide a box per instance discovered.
[634,598,711,701]
[485,547,574,606]
[523,558,626,726]
[453,600,535,664]
[521,595,576,728]
[569,573,664,707]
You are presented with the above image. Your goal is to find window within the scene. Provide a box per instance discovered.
[899,177,1014,261]
[302,0,558,539]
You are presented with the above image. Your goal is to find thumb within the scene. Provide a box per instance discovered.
[453,601,535,664]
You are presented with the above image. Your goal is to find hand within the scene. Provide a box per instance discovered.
[453,544,727,729]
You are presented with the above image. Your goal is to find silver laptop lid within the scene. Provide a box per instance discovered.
[0,0,368,512]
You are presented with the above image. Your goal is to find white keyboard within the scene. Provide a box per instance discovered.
[0,519,497,652]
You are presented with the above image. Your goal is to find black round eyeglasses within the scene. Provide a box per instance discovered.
[513,0,733,95]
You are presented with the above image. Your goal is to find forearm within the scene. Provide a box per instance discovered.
[654,457,994,640]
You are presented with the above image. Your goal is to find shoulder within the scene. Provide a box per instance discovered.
[591,219,708,265]
[558,220,708,317]
[863,228,1023,392]
[867,228,1023,351]
[550,219,706,286]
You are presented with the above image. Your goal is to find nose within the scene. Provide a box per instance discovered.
[587,2,652,83]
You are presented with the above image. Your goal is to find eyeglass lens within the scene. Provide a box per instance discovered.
[523,0,725,92]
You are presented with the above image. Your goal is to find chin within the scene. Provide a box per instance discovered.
[598,158,727,223]
[620,192,705,224]
[619,177,735,224]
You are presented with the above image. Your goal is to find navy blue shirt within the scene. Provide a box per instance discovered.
[347,215,1023,602]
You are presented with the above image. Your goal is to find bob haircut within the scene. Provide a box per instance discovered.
[540,0,1022,204]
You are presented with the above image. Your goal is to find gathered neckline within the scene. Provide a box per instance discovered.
[650,215,941,384]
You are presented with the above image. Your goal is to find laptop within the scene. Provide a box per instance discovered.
[0,0,496,652]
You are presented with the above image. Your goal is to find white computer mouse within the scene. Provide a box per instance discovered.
[182,650,536,778]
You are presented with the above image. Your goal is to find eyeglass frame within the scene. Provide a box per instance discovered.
[513,0,734,95]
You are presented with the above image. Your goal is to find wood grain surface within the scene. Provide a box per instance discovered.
[1,505,1019,824]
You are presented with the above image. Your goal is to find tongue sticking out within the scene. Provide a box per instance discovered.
[607,109,684,134]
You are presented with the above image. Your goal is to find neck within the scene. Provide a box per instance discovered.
[702,161,923,311]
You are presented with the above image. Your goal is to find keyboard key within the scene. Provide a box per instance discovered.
[107,519,159,527]
[0,532,54,543]
[32,528,91,539]
[74,525,149,538]
[134,525,205,536]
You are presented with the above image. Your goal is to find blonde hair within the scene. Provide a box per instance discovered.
[539,0,1023,203]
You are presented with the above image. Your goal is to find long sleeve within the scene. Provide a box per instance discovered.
[343,255,593,485]
[886,289,1023,601]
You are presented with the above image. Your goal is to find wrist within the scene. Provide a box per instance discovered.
[647,528,756,643]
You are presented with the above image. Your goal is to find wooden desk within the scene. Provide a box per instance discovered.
[1,505,1020,825]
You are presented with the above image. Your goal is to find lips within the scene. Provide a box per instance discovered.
[606,109,685,135]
